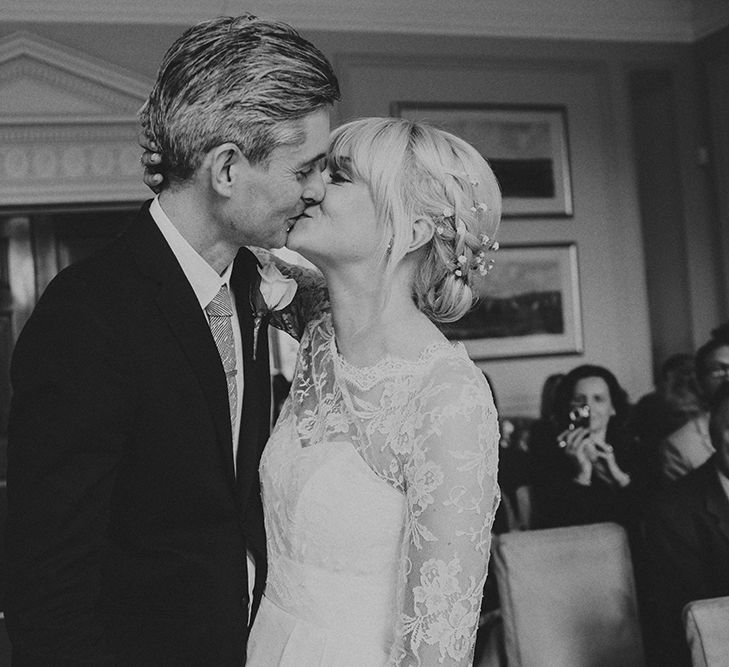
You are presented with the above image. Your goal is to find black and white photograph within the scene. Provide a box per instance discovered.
[1,2,728,666]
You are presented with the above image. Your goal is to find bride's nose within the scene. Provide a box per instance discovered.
[302,170,326,206]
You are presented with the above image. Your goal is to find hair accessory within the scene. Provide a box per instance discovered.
[431,178,499,282]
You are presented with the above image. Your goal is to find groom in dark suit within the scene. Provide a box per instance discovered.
[5,16,338,666]
[639,381,729,666]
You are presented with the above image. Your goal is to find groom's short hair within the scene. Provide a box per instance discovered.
[139,15,339,186]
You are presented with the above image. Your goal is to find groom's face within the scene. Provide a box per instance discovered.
[227,108,330,249]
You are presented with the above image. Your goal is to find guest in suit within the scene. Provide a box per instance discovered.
[631,353,701,457]
[4,15,339,666]
[630,353,701,493]
[660,335,729,482]
[640,382,729,667]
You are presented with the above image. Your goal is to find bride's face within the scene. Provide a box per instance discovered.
[285,158,382,270]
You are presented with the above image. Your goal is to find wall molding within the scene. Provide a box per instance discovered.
[0,32,151,206]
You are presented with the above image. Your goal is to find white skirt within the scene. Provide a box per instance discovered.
[247,595,390,667]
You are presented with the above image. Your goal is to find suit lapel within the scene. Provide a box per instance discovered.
[124,202,237,491]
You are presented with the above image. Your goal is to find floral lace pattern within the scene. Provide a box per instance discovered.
[253,252,499,667]
[256,308,499,666]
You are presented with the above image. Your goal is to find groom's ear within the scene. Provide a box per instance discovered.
[207,143,247,197]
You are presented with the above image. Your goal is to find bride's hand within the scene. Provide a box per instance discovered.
[138,131,164,193]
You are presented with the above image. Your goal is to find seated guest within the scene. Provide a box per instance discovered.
[529,364,644,529]
[632,353,701,451]
[639,382,729,667]
[660,335,729,482]
[631,353,701,492]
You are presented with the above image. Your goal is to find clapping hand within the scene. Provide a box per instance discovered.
[592,441,631,488]
[557,426,597,485]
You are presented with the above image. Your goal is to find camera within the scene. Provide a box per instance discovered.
[568,404,591,430]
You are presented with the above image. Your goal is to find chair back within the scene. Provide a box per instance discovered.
[491,522,645,667]
[683,596,729,667]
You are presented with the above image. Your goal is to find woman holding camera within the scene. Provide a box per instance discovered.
[528,364,644,529]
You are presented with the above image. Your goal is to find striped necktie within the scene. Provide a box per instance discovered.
[206,284,237,437]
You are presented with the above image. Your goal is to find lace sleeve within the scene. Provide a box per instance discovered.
[250,247,329,341]
[391,367,499,666]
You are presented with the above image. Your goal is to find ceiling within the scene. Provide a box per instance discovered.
[1,0,728,43]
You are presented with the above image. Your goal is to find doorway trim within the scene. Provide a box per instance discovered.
[0,31,152,206]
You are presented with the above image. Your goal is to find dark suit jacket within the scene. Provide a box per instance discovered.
[5,201,271,666]
[638,457,729,667]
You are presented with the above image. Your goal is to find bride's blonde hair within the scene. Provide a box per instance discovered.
[327,117,501,323]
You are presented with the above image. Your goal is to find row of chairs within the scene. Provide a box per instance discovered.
[0,524,723,665]
[481,522,729,667]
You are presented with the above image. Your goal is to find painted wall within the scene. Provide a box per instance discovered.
[1,21,721,415]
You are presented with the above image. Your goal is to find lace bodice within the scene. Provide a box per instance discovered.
[258,307,499,666]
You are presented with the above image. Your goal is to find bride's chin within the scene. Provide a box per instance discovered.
[284,232,310,257]
[284,231,302,251]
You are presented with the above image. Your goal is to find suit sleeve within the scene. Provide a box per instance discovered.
[5,272,134,666]
[639,497,711,667]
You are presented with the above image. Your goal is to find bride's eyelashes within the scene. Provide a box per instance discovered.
[326,169,351,185]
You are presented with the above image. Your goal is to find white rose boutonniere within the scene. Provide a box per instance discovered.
[250,262,297,360]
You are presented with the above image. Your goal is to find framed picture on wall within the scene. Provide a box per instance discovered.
[440,243,583,360]
[391,102,573,217]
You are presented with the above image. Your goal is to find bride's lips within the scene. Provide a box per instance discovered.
[286,212,310,232]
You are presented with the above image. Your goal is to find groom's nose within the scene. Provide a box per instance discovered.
[302,170,325,205]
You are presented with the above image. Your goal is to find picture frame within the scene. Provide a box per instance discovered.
[391,102,573,217]
[440,243,583,360]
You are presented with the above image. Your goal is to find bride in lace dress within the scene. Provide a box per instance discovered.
[246,117,502,666]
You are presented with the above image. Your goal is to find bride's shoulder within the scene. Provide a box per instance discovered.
[425,341,486,382]
[422,345,496,407]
